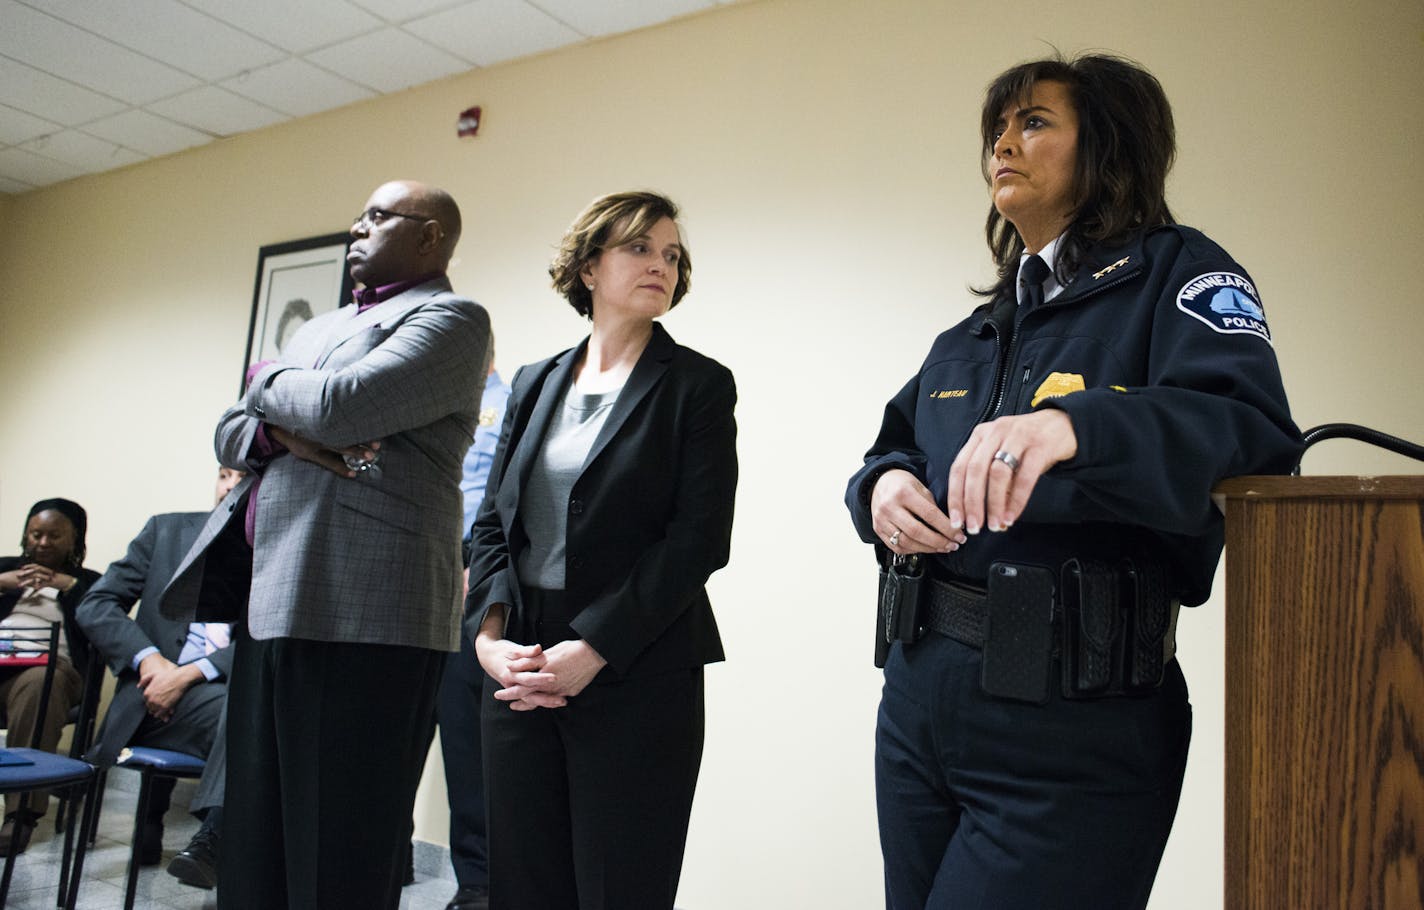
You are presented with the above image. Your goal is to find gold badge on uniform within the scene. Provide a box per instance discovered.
[1030,372,1086,407]
[478,406,498,427]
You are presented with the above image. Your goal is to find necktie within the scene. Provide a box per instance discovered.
[1019,254,1051,311]
[203,623,231,655]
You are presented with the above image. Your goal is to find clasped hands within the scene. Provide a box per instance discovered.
[0,564,73,594]
[136,653,203,723]
[267,425,380,479]
[872,409,1077,555]
[475,609,607,712]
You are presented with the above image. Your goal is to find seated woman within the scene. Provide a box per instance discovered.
[0,498,100,855]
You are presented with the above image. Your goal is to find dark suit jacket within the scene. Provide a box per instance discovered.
[465,323,737,679]
[0,556,98,680]
[75,512,234,765]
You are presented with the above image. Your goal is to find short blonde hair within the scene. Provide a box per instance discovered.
[549,191,692,317]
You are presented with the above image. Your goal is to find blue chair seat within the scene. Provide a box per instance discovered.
[0,748,96,909]
[115,747,206,776]
[0,748,94,790]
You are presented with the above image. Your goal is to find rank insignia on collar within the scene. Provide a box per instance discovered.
[479,406,498,427]
[1092,256,1130,280]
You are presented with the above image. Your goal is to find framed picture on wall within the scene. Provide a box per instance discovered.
[241,232,353,392]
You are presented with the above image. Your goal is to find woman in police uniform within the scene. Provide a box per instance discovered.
[845,55,1301,909]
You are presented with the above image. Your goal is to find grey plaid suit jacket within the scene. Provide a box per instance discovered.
[162,277,491,652]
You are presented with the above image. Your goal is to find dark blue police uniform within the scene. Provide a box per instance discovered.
[846,225,1302,910]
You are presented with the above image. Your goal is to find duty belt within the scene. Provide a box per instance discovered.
[924,578,989,648]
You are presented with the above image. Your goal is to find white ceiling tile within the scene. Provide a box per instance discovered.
[17,129,146,170]
[182,0,383,54]
[0,0,199,104]
[222,58,375,117]
[0,174,37,195]
[0,146,84,186]
[26,0,287,82]
[0,103,62,145]
[82,109,214,157]
[0,56,128,125]
[147,86,289,136]
[0,0,724,189]
[531,0,714,36]
[405,0,582,66]
[307,27,472,92]
[347,0,464,21]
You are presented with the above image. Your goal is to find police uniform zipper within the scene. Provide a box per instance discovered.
[978,262,1142,424]
[979,328,1018,423]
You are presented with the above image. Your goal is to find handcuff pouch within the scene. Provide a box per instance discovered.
[1060,558,1121,697]
[1123,559,1171,690]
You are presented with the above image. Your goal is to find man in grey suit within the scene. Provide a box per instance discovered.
[162,180,490,910]
[76,465,244,888]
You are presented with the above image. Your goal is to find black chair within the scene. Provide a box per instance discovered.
[0,621,96,910]
[69,642,209,910]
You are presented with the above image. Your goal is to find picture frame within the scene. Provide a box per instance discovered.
[241,232,353,392]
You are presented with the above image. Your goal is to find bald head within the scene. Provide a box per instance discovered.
[348,181,464,286]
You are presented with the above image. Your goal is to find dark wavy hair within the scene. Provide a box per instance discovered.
[549,191,691,318]
[977,53,1176,298]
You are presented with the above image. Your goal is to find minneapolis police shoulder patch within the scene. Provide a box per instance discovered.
[1173,272,1275,343]
[1176,271,1271,343]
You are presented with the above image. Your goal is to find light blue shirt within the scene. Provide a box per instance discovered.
[461,369,512,539]
[130,621,230,681]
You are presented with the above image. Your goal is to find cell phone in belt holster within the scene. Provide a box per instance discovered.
[981,562,1056,704]
[876,553,925,668]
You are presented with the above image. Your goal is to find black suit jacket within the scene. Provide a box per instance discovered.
[465,323,737,679]
[75,512,234,765]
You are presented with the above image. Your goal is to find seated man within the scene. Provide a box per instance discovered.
[75,466,245,889]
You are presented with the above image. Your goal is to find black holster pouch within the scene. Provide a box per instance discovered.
[1060,558,1173,698]
[875,553,926,668]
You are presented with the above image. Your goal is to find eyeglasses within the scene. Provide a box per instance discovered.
[352,207,432,230]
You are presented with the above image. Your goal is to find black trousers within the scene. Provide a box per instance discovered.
[483,588,705,910]
[437,630,488,888]
[218,625,444,910]
[876,634,1192,910]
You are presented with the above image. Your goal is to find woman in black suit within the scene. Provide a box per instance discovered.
[467,190,738,909]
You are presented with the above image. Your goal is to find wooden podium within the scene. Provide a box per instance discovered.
[1215,476,1424,909]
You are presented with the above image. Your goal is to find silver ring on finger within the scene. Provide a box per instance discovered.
[888,528,902,548]
[993,449,1021,471]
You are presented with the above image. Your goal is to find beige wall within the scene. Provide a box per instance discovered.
[2,0,1421,906]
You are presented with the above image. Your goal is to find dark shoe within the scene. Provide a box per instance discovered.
[403,840,415,886]
[139,819,164,866]
[445,885,490,910]
[0,815,33,857]
[166,823,219,889]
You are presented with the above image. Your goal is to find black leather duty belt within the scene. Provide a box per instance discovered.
[924,577,989,648]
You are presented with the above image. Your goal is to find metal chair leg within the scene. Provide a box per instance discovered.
[124,769,152,910]
[65,775,100,910]
[56,775,91,909]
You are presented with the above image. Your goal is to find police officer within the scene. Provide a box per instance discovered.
[846,54,1302,910]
